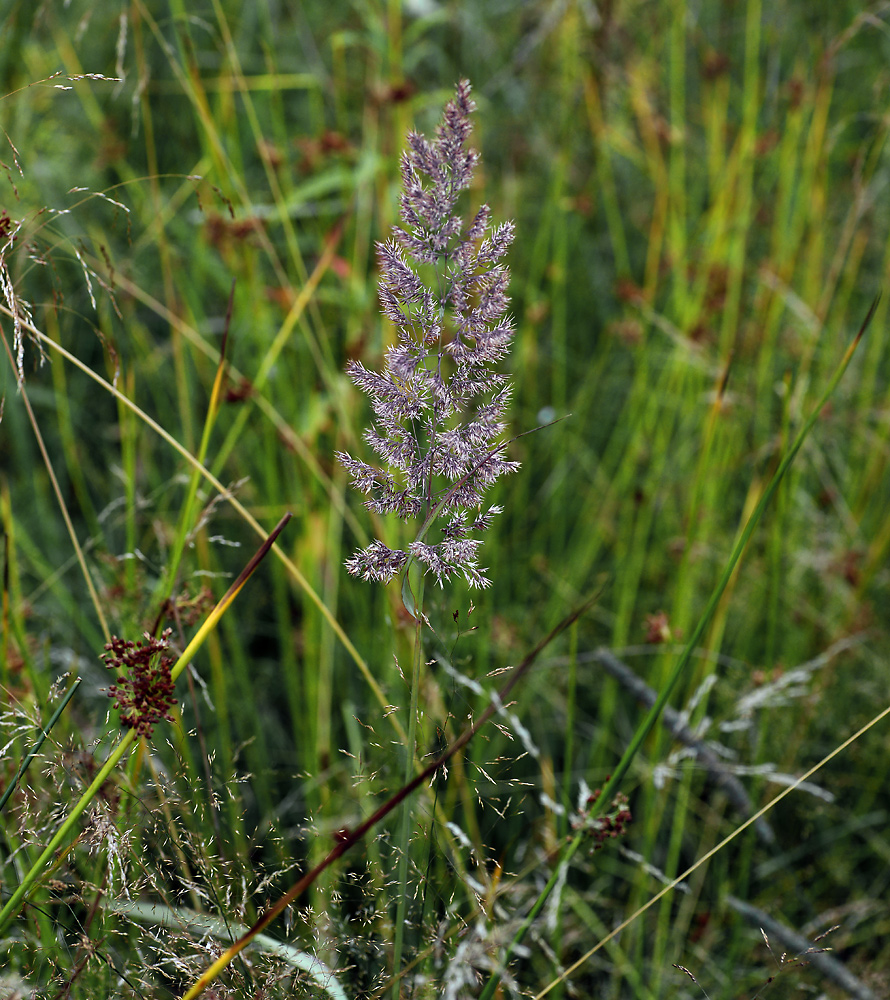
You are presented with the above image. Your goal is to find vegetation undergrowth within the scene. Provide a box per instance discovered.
[1,3,890,999]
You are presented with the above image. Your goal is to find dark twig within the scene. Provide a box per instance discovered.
[180,593,597,1000]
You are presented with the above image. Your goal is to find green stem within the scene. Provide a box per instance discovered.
[477,300,876,1000]
[392,566,426,997]
[0,678,81,814]
[0,727,139,933]
[152,290,231,610]
[0,515,291,935]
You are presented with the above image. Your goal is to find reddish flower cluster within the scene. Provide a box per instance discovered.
[102,628,177,738]
[571,782,632,851]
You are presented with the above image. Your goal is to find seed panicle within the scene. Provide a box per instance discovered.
[337,79,518,590]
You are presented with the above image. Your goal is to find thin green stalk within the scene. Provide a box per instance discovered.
[137,0,290,291]
[551,621,578,1000]
[545,697,890,999]
[0,327,110,645]
[1,484,15,691]
[0,678,80,813]
[477,299,875,1000]
[0,728,138,934]
[646,364,734,978]
[206,224,344,481]
[668,0,688,322]
[10,314,404,742]
[0,514,291,934]
[179,597,593,1000]
[583,70,630,277]
[152,286,232,610]
[560,623,578,837]
[717,0,761,356]
[392,569,425,996]
[117,367,139,597]
[765,370,792,667]
[565,889,655,1000]
[44,309,101,542]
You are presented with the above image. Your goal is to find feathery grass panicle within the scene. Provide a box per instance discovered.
[337,79,518,590]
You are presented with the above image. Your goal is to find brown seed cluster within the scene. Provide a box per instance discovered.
[102,628,177,738]
[571,783,632,851]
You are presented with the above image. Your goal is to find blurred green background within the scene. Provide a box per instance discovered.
[1,1,889,997]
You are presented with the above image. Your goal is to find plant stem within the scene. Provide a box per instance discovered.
[392,568,426,998]
[477,299,876,1000]
[0,515,291,935]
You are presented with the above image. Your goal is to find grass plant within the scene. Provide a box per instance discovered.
[2,2,890,999]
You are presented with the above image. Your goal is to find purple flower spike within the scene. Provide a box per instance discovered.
[337,80,518,591]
